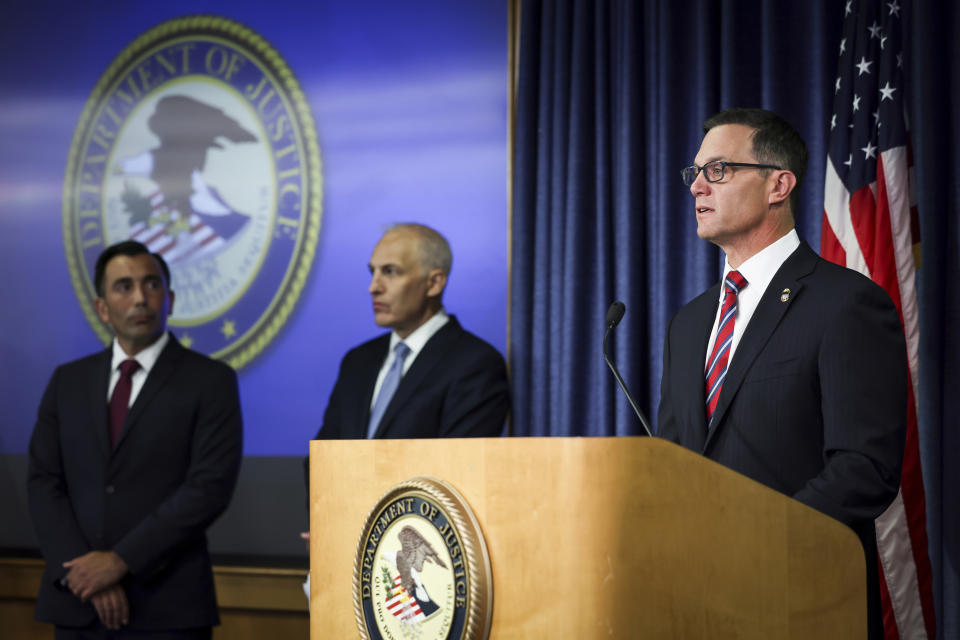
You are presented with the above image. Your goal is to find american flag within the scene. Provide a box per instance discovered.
[822,1,935,638]
[129,189,226,265]
[385,574,426,623]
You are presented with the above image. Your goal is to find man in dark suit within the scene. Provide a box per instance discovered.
[301,224,507,574]
[313,223,509,441]
[28,240,243,639]
[658,108,906,639]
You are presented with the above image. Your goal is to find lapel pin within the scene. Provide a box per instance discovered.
[780,288,791,303]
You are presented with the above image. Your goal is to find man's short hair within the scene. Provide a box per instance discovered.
[94,240,171,297]
[703,108,809,214]
[386,223,453,276]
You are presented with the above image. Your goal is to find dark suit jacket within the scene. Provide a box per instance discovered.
[314,316,509,440]
[27,335,243,630]
[658,241,906,639]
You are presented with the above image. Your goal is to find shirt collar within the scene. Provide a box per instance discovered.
[110,331,170,374]
[721,228,800,298]
[389,309,449,358]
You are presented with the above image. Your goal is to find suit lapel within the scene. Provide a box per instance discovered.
[112,336,184,453]
[371,317,461,438]
[90,350,113,460]
[703,243,817,452]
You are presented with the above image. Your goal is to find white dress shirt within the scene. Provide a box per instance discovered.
[106,331,170,406]
[704,229,801,368]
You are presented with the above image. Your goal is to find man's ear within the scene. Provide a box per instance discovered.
[94,297,110,325]
[768,170,797,205]
[425,269,447,298]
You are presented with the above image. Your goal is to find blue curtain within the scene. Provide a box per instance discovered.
[510,0,958,636]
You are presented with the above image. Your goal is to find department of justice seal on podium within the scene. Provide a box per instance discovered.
[354,477,493,640]
[63,15,322,369]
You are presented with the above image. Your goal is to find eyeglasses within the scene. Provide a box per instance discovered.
[681,160,782,187]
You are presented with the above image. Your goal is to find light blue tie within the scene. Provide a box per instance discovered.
[366,342,411,438]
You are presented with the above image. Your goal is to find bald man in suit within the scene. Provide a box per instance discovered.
[300,224,508,563]
[314,223,509,441]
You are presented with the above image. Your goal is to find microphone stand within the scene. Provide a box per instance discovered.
[603,303,654,437]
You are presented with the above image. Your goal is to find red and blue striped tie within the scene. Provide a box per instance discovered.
[705,270,748,424]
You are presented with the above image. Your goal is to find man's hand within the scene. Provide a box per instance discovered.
[90,584,129,630]
[62,551,128,601]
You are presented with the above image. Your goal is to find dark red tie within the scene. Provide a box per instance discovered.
[109,359,140,446]
[704,271,748,424]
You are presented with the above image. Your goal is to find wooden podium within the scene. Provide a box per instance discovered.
[309,437,866,639]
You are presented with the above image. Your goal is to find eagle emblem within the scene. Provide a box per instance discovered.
[354,478,493,640]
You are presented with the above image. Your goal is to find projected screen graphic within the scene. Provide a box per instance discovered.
[0,1,508,458]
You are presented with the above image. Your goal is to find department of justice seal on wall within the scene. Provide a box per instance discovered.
[63,15,322,368]
[354,477,493,640]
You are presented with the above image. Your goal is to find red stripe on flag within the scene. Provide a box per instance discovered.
[820,211,846,266]
[848,186,881,280]
[872,159,905,317]
[879,566,901,640]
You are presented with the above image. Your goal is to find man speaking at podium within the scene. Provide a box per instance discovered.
[313,223,509,440]
[657,109,906,639]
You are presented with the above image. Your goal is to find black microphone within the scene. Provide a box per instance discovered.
[603,301,654,437]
